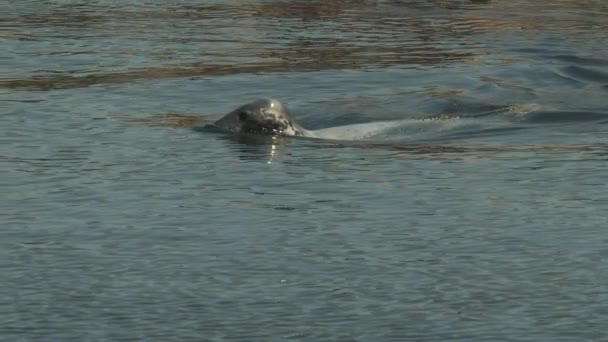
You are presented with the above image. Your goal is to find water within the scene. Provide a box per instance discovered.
[2,1,608,341]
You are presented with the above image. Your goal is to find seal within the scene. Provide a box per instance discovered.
[211,98,410,140]
[212,98,315,137]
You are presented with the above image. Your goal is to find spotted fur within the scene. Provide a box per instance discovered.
[213,98,313,137]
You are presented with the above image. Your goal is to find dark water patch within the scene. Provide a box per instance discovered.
[549,69,589,87]
[381,0,492,11]
[2,3,262,34]
[511,47,550,55]
[1,49,480,91]
[383,142,608,160]
[438,99,517,119]
[549,55,608,67]
[3,4,107,28]
[0,63,288,91]
[433,125,528,140]
[558,65,608,84]
[247,0,374,20]
[523,110,608,123]
[1,240,84,253]
[265,44,485,71]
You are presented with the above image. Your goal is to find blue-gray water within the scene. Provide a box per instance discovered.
[2,1,608,341]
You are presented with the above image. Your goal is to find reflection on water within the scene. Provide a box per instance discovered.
[5,0,606,90]
[3,1,608,341]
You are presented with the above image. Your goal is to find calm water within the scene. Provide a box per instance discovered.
[2,1,608,341]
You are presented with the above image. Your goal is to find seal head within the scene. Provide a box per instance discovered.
[213,98,310,137]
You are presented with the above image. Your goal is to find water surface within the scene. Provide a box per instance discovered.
[2,1,608,341]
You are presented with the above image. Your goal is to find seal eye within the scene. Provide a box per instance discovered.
[238,112,248,121]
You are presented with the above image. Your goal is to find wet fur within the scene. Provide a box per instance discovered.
[213,98,312,137]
